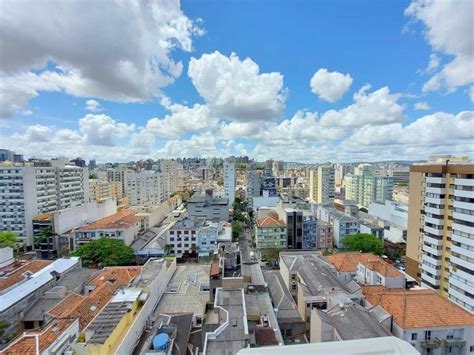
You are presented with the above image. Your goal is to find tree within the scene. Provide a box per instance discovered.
[34,226,54,248]
[232,222,242,241]
[342,233,384,255]
[216,178,224,186]
[72,238,135,267]
[0,231,16,248]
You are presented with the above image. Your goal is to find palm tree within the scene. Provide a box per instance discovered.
[34,226,54,248]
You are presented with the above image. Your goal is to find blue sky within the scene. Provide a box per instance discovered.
[0,0,472,162]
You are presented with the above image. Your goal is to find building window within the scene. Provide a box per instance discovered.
[411,333,417,341]
[425,330,431,340]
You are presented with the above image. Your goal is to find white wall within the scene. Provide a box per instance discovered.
[0,247,14,268]
[54,199,117,234]
[253,196,279,212]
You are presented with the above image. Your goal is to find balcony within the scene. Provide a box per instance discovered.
[454,178,474,187]
[426,177,446,184]
[452,223,473,235]
[423,244,443,256]
[425,196,444,205]
[454,189,474,199]
[423,234,443,246]
[421,263,440,276]
[422,254,442,266]
[424,216,444,226]
[425,206,444,215]
[450,255,472,270]
[421,272,441,287]
[425,186,446,195]
[448,287,474,310]
[449,277,474,296]
[452,211,473,223]
[424,225,444,236]
[451,245,474,260]
[452,233,474,248]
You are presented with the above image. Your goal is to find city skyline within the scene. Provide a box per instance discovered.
[1,0,473,163]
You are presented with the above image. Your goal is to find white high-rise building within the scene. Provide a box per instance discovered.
[0,161,89,247]
[309,165,335,204]
[224,157,236,206]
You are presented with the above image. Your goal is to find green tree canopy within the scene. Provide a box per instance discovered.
[232,221,242,241]
[341,233,384,255]
[0,231,16,248]
[72,238,135,267]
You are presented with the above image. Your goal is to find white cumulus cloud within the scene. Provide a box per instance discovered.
[0,0,202,118]
[85,99,102,112]
[414,101,431,110]
[406,0,474,95]
[188,51,286,121]
[310,68,353,102]
[79,114,135,146]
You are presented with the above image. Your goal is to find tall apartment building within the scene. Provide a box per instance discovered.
[160,159,184,195]
[0,149,23,162]
[406,159,473,313]
[0,161,89,247]
[345,165,393,208]
[334,163,353,186]
[246,171,262,208]
[309,165,335,204]
[224,157,236,206]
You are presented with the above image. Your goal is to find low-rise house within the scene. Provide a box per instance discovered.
[363,286,474,355]
[279,251,363,340]
[356,259,405,288]
[263,270,306,342]
[72,209,143,249]
[316,221,333,250]
[311,301,390,342]
[255,212,287,249]
[0,258,80,341]
[324,252,382,282]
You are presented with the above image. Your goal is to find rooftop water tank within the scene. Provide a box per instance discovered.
[152,333,169,351]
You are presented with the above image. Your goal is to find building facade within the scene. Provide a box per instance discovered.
[224,157,236,206]
[255,212,287,249]
[406,161,474,313]
[0,161,90,247]
[345,165,393,208]
[309,165,335,204]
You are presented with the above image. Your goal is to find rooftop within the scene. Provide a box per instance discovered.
[204,288,250,355]
[363,286,474,329]
[236,336,420,354]
[262,271,303,323]
[157,264,210,316]
[324,252,381,273]
[256,212,286,228]
[363,260,402,278]
[0,258,80,313]
[0,259,52,292]
[317,302,390,340]
[76,209,142,231]
[48,266,141,330]
[2,318,78,354]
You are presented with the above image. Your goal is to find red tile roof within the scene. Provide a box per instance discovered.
[0,260,52,292]
[256,212,286,228]
[2,318,75,354]
[363,286,474,329]
[209,262,220,277]
[76,209,142,231]
[325,252,380,273]
[363,260,402,278]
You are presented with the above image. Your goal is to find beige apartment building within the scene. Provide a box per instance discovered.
[406,158,473,313]
[309,165,335,204]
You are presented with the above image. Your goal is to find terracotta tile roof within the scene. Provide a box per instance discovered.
[0,260,52,291]
[256,212,286,228]
[363,260,402,278]
[47,267,141,330]
[2,318,75,354]
[48,293,85,318]
[363,286,474,329]
[324,252,380,273]
[76,209,142,231]
[209,262,220,277]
